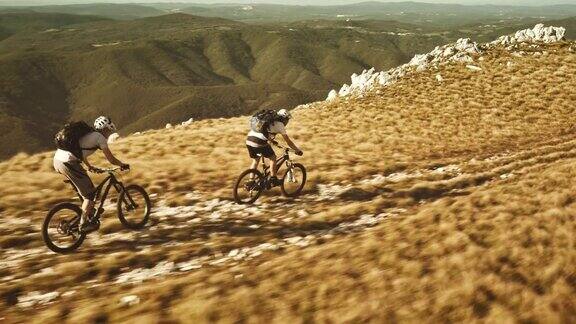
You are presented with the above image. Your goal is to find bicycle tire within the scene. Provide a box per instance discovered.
[234,169,265,204]
[42,203,86,254]
[117,184,151,229]
[281,163,307,197]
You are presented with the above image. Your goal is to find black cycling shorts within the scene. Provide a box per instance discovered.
[247,145,275,159]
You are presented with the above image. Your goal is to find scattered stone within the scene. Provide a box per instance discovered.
[297,209,310,217]
[181,118,194,127]
[466,65,482,72]
[490,24,566,46]
[165,123,173,129]
[115,261,175,284]
[18,291,60,308]
[108,133,121,144]
[92,42,121,48]
[436,74,444,83]
[326,89,338,101]
[119,295,140,307]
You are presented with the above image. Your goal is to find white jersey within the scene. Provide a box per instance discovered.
[246,121,287,148]
[54,131,109,162]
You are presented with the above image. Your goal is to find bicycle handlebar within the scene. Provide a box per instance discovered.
[90,167,129,174]
[270,140,303,156]
[270,140,291,152]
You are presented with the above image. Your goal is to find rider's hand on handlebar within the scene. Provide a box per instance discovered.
[295,149,303,156]
[120,163,131,171]
[89,167,105,174]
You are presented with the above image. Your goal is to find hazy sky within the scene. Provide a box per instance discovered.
[1,0,576,5]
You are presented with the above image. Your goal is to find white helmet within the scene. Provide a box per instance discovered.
[94,116,116,131]
[277,109,292,121]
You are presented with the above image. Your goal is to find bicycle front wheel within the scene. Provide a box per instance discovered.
[117,184,151,229]
[42,203,86,254]
[234,169,264,204]
[281,163,307,197]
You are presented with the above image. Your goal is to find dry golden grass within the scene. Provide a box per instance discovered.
[1,42,576,322]
[2,45,576,220]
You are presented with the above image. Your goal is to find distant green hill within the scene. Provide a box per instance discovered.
[0,13,450,159]
[2,3,167,20]
[0,11,106,40]
[176,2,576,26]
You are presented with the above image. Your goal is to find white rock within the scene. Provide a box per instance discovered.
[466,65,482,71]
[436,74,443,82]
[115,261,175,284]
[119,295,140,307]
[326,89,338,101]
[18,291,60,308]
[491,24,565,46]
[181,118,194,126]
[165,123,173,129]
[107,133,120,144]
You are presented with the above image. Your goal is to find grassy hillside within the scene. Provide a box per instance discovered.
[0,39,575,322]
[0,13,451,160]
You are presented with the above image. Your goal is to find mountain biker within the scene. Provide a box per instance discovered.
[53,116,130,233]
[246,109,303,186]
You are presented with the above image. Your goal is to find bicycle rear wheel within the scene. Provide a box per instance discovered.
[234,169,265,204]
[117,184,151,229]
[281,163,307,197]
[42,203,86,254]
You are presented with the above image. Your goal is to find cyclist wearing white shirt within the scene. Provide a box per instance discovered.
[53,116,129,233]
[245,109,303,186]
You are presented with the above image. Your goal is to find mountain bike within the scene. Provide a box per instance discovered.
[234,142,307,204]
[42,168,151,254]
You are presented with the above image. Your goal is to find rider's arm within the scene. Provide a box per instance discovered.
[281,134,302,153]
[103,148,126,167]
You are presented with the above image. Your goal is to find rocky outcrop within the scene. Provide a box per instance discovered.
[490,24,566,46]
[326,24,567,101]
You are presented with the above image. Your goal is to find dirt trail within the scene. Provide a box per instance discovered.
[3,135,576,311]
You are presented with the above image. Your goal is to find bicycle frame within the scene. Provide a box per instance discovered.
[67,171,129,215]
[261,148,292,179]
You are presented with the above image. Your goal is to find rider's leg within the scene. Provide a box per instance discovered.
[270,155,278,178]
[250,157,260,170]
[81,199,95,223]
[64,161,97,231]
[269,155,282,186]
[248,157,260,183]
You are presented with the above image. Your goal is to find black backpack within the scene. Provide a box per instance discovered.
[54,121,96,160]
[249,110,278,138]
